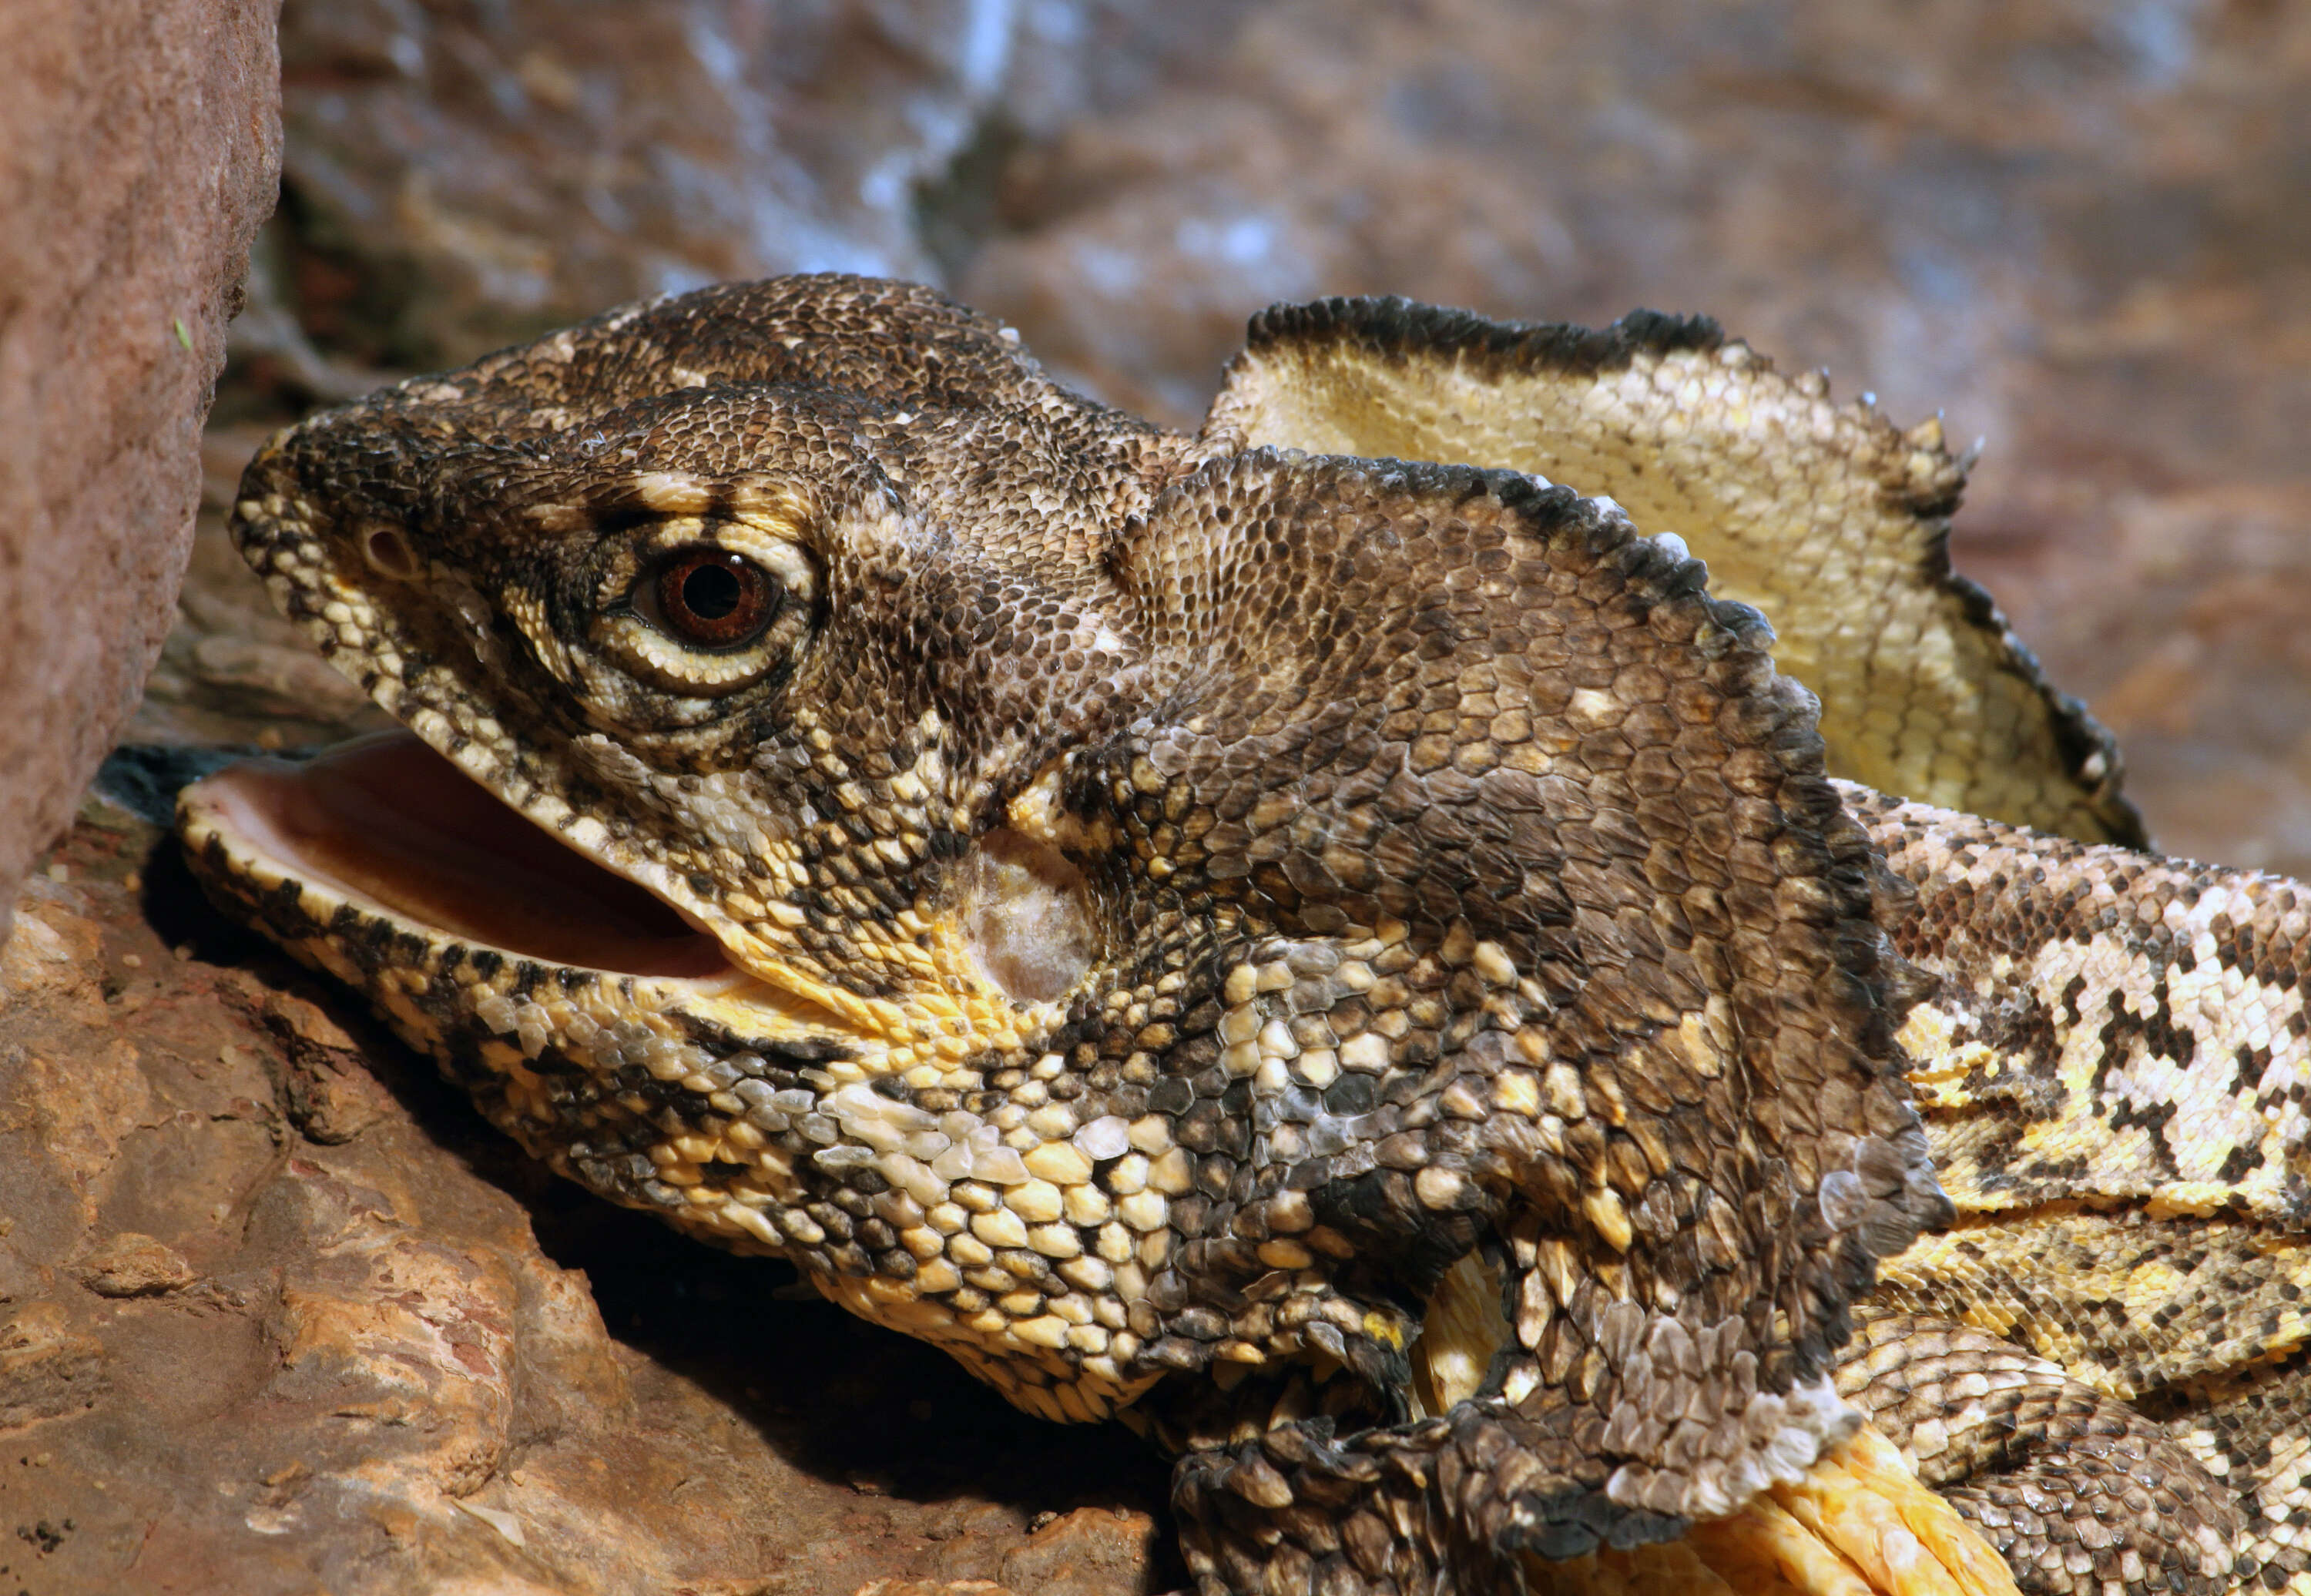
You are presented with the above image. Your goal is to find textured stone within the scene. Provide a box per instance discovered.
[262,0,1230,371]
[73,1232,196,1299]
[998,1507,1164,1596]
[0,1303,106,1431]
[0,0,281,936]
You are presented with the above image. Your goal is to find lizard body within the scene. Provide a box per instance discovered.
[176,276,2309,1596]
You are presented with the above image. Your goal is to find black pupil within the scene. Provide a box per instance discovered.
[681,562,745,619]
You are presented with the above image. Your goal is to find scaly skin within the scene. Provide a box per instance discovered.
[176,276,2306,1596]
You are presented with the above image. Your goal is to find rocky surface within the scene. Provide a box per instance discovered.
[11,1,2310,1591]
[0,0,282,936]
[255,0,1251,376]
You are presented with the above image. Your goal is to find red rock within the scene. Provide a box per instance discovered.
[73,1232,196,1298]
[259,983,400,1143]
[271,0,1058,370]
[0,1302,106,1429]
[999,1507,1165,1596]
[0,0,280,934]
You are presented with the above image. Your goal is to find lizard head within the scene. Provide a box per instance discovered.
[191,277,1193,1038]
[183,274,1968,1583]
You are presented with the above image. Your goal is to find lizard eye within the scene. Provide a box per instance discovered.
[641,548,783,649]
[589,525,815,702]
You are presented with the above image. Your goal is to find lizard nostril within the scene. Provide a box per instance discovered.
[362,525,421,579]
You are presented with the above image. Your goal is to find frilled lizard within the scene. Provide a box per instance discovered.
[176,277,2310,1596]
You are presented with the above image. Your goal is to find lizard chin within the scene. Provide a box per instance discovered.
[180,729,738,983]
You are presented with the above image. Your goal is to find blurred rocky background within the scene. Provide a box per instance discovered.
[6,0,2309,1591]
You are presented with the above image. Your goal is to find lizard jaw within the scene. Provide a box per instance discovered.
[179,729,740,983]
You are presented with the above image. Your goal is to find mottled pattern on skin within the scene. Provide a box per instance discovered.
[174,276,2305,1596]
[1846,786,2311,1596]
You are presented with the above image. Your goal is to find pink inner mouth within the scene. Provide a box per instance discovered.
[190,730,734,980]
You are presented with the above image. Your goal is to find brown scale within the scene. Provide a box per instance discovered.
[1850,785,2311,1593]
[176,276,2310,1596]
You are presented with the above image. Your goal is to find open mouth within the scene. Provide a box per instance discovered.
[182,730,736,981]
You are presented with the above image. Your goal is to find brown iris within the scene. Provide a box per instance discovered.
[650,548,781,647]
